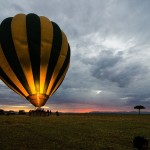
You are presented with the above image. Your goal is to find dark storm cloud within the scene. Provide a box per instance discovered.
[125,94,150,108]
[90,50,148,88]
[0,82,28,105]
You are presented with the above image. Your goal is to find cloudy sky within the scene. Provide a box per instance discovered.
[0,0,150,112]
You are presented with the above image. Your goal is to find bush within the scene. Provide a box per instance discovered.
[133,136,148,150]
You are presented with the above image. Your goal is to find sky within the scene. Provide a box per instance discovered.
[0,0,150,112]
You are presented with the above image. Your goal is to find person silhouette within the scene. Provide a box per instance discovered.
[56,111,59,116]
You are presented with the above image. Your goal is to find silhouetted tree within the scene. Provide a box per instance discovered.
[134,105,145,115]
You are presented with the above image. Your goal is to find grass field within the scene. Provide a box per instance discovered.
[0,114,149,150]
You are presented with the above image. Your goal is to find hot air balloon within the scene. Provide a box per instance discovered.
[0,13,70,107]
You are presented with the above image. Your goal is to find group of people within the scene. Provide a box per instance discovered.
[28,109,59,117]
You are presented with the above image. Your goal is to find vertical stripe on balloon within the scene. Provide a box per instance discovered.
[40,16,53,94]
[43,22,62,94]
[0,17,32,95]
[26,14,41,94]
[11,14,36,94]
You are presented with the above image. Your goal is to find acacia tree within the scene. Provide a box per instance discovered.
[134,105,145,115]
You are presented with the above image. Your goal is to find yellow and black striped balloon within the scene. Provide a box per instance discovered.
[0,13,70,107]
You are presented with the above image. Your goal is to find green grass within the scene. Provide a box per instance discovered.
[0,114,149,150]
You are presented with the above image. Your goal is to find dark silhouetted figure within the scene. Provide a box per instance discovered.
[56,111,59,116]
[134,105,146,115]
[133,136,149,150]
[47,110,50,116]
[29,110,31,116]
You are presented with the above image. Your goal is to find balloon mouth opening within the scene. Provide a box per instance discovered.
[27,94,49,107]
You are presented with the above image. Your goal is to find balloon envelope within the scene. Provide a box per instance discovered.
[0,13,70,107]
